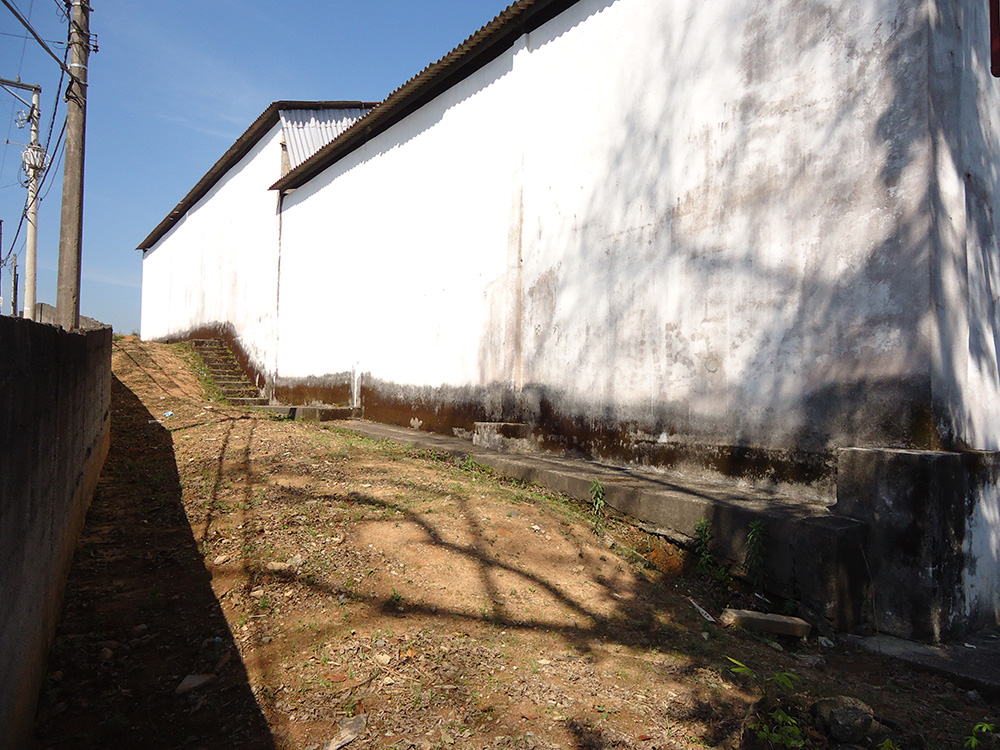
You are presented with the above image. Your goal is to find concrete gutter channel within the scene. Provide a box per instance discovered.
[329,419,1000,698]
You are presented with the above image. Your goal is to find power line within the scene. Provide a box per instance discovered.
[1,89,65,267]
[15,0,36,73]
[0,0,33,184]
[0,30,65,45]
[0,0,76,80]
[0,20,69,269]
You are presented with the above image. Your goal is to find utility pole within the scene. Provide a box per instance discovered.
[56,0,90,330]
[12,253,18,317]
[0,78,42,321]
[24,86,40,321]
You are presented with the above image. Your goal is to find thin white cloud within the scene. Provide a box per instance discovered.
[155,113,243,141]
[82,271,141,289]
[108,5,269,138]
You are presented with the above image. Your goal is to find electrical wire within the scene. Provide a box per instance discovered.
[0,18,69,269]
[0,30,65,45]
[37,116,65,200]
[1,194,28,266]
[1,101,64,267]
[15,0,36,72]
[0,0,72,78]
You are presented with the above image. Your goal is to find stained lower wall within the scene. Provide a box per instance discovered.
[0,317,111,750]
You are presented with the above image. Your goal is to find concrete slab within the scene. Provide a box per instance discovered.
[720,609,812,637]
[853,628,1000,697]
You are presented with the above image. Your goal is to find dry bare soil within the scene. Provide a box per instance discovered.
[33,338,996,749]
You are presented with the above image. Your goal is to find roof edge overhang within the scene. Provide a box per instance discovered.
[270,0,582,194]
[137,100,380,251]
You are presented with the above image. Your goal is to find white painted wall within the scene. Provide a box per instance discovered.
[931,0,1000,452]
[967,478,1000,631]
[277,51,519,389]
[141,124,283,376]
[278,0,939,453]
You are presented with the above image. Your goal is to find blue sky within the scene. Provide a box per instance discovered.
[0,0,512,333]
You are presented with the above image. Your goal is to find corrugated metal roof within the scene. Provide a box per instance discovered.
[279,107,373,169]
[138,101,379,251]
[271,0,583,193]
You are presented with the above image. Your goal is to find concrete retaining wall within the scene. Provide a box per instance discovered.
[0,317,111,750]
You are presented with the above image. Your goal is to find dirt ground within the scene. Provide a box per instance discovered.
[32,337,997,749]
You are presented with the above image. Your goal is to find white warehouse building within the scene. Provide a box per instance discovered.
[140,0,1000,641]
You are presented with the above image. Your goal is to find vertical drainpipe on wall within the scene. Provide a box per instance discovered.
[273,188,283,405]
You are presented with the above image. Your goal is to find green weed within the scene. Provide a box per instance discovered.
[745,519,768,591]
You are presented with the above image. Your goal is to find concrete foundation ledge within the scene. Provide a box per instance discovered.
[472,422,539,454]
[835,447,1000,643]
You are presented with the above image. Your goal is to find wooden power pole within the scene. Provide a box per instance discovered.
[56,0,90,330]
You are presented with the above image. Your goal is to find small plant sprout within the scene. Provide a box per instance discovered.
[726,657,799,700]
[748,706,805,749]
[589,479,606,536]
[589,479,606,514]
[728,658,804,749]
[692,518,732,585]
[745,519,768,591]
[694,518,714,575]
[966,721,997,749]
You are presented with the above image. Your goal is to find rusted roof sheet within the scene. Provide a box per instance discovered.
[279,107,373,170]
[137,101,379,251]
[270,0,582,193]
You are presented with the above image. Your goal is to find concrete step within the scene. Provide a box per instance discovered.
[187,339,264,407]
[227,397,269,407]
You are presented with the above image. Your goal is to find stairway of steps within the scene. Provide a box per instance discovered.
[189,339,268,406]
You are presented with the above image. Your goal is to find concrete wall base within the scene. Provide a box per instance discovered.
[835,448,1000,643]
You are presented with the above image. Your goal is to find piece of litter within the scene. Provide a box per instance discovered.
[175,674,215,695]
[324,714,367,750]
[688,597,717,623]
[163,411,174,418]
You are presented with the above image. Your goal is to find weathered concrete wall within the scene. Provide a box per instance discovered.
[927,0,1000,452]
[836,448,1000,641]
[140,123,283,382]
[0,317,111,750]
[278,0,939,472]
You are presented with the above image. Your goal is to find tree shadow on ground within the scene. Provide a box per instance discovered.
[32,375,275,750]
